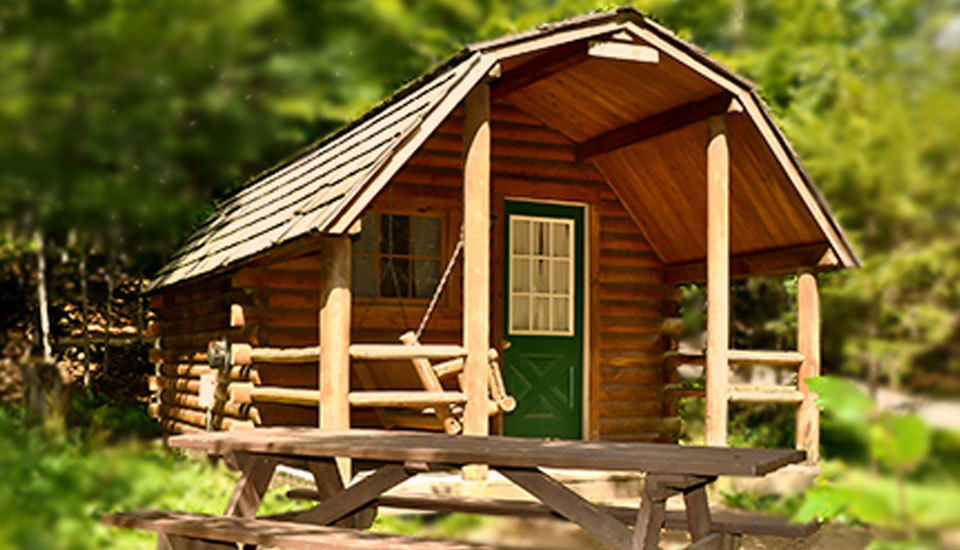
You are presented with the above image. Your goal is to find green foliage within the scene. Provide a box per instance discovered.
[0,408,304,550]
[795,377,959,547]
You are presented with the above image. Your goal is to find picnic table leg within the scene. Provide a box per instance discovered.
[307,458,377,528]
[632,476,670,550]
[224,453,277,518]
[496,466,634,550]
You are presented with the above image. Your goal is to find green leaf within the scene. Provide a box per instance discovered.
[871,413,932,472]
[807,376,875,425]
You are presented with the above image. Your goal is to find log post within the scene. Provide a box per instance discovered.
[319,236,352,481]
[796,271,820,463]
[462,82,491,479]
[704,114,730,447]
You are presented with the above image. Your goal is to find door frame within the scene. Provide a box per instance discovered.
[500,197,591,440]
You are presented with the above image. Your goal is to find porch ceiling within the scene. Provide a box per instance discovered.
[502,39,828,267]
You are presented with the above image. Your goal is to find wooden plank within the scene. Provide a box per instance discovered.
[349,391,467,408]
[491,41,586,100]
[683,486,713,542]
[168,428,806,477]
[270,463,413,526]
[496,467,633,550]
[663,243,834,284]
[705,114,729,448]
[796,271,820,463]
[462,82,491,454]
[577,93,735,162]
[286,492,818,538]
[587,40,659,64]
[728,387,804,404]
[665,349,804,368]
[350,344,468,361]
[400,332,462,434]
[224,454,276,518]
[101,510,502,550]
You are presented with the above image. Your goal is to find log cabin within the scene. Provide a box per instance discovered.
[144,7,857,462]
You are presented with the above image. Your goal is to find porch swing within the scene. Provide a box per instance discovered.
[350,212,515,435]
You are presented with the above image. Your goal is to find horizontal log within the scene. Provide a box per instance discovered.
[664,349,804,368]
[149,349,208,365]
[406,150,605,182]
[599,366,662,385]
[728,386,803,404]
[598,316,664,335]
[433,357,465,379]
[598,350,663,368]
[597,384,663,401]
[233,268,322,290]
[377,409,445,431]
[599,400,664,417]
[598,266,661,285]
[597,416,682,435]
[597,283,665,302]
[349,391,467,408]
[437,118,573,145]
[600,232,653,251]
[598,332,663,351]
[598,250,662,269]
[349,344,468,361]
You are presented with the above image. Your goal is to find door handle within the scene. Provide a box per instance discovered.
[502,340,512,350]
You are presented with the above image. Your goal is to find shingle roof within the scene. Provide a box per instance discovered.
[148,7,857,292]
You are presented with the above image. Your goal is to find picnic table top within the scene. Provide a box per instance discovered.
[168,428,804,477]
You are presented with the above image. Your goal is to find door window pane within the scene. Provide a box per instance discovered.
[552,260,570,295]
[532,296,550,331]
[553,223,570,257]
[533,221,550,255]
[532,259,550,292]
[512,295,530,331]
[512,258,530,292]
[552,297,570,332]
[513,220,530,254]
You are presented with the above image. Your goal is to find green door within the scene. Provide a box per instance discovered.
[502,200,584,439]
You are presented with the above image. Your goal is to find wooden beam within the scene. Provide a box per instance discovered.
[796,271,820,463]
[462,81,491,461]
[319,236,351,482]
[663,243,835,285]
[490,42,587,100]
[496,467,633,550]
[587,40,659,63]
[576,93,738,162]
[705,114,730,448]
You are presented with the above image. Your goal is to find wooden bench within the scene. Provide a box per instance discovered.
[102,510,504,550]
[287,490,819,539]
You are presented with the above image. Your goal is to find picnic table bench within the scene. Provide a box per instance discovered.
[102,428,817,550]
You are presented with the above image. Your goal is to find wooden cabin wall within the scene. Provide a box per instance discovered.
[147,275,261,433]
[149,100,680,441]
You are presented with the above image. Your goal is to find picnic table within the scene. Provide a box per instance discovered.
[102,428,817,550]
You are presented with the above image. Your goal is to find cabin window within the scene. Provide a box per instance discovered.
[352,211,443,299]
[509,216,575,335]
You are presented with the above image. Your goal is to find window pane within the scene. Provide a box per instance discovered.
[412,259,441,298]
[380,214,410,254]
[552,297,570,332]
[532,296,550,331]
[352,256,377,297]
[512,295,530,331]
[379,257,410,297]
[553,223,570,257]
[412,217,441,257]
[533,221,550,256]
[353,212,377,254]
[513,220,530,254]
[552,260,570,295]
[512,258,530,292]
[532,259,550,292]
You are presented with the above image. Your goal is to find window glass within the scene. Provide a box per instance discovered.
[353,211,442,300]
[508,215,575,336]
[412,217,441,256]
[412,259,441,298]
[380,257,410,297]
[353,212,377,254]
[380,214,410,254]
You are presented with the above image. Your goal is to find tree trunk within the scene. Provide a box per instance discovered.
[34,230,52,363]
[81,251,91,387]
